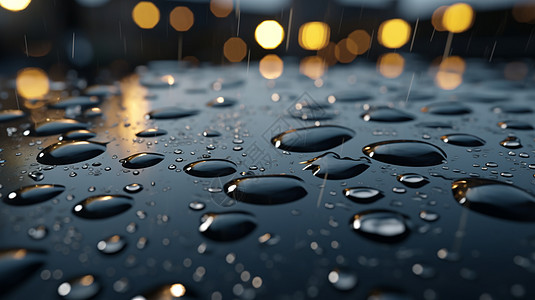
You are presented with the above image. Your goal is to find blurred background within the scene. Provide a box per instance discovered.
[0,0,534,87]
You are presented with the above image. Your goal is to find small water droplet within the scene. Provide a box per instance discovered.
[199,212,257,241]
[136,128,168,137]
[73,195,133,219]
[207,96,237,108]
[328,268,358,291]
[97,235,127,255]
[362,106,414,122]
[301,152,370,180]
[57,274,100,300]
[28,171,44,182]
[272,125,354,153]
[120,152,164,169]
[28,225,48,240]
[4,184,65,205]
[419,211,440,222]
[397,173,429,188]
[124,183,143,193]
[343,187,384,204]
[500,136,522,149]
[351,210,410,243]
[224,175,307,205]
[498,120,533,130]
[202,129,221,137]
[189,201,206,211]
[146,107,198,120]
[441,134,485,147]
[184,159,237,177]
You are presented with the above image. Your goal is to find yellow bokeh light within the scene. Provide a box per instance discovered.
[512,1,535,24]
[259,54,283,79]
[377,53,405,78]
[223,37,247,62]
[378,19,411,49]
[334,39,357,64]
[0,0,31,11]
[170,283,186,297]
[432,6,448,31]
[16,68,50,99]
[300,56,326,80]
[255,20,284,50]
[443,3,474,33]
[435,56,465,90]
[298,22,330,50]
[440,56,466,73]
[347,30,371,55]
[170,6,194,32]
[132,1,160,29]
[317,42,337,66]
[210,0,233,18]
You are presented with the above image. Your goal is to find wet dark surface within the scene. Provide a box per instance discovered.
[1,58,535,299]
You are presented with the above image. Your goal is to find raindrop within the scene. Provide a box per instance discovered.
[328,268,358,291]
[97,235,127,255]
[189,201,205,211]
[120,152,165,169]
[421,102,472,115]
[419,211,439,222]
[136,128,168,137]
[132,283,194,299]
[124,183,143,194]
[351,210,410,243]
[199,212,257,241]
[4,184,65,205]
[412,263,436,279]
[441,134,485,147]
[0,249,45,293]
[206,96,237,108]
[60,129,97,141]
[492,105,533,114]
[202,129,221,137]
[33,119,89,136]
[327,90,373,102]
[301,152,370,180]
[28,225,48,240]
[49,96,100,109]
[361,107,414,122]
[37,141,106,165]
[343,187,384,204]
[397,174,429,188]
[184,159,237,177]
[224,175,307,205]
[58,274,100,300]
[73,195,133,219]
[146,107,199,120]
[498,120,533,130]
[28,171,45,182]
[362,140,447,167]
[500,136,522,149]
[0,109,26,123]
[272,125,354,152]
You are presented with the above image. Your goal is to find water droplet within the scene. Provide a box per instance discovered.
[97,235,127,255]
[33,119,89,136]
[500,136,522,149]
[492,105,533,114]
[146,107,198,120]
[412,263,436,279]
[367,288,413,300]
[224,175,307,205]
[202,129,221,137]
[124,183,143,194]
[120,152,164,169]
[328,268,358,291]
[327,90,373,102]
[421,102,472,115]
[4,184,65,205]
[58,274,100,300]
[199,212,257,241]
[84,107,102,118]
[28,171,45,182]
[0,249,45,292]
[397,174,429,188]
[441,134,485,147]
[189,201,205,211]
[419,211,440,222]
[73,195,133,219]
[362,107,414,122]
[452,178,535,221]
[343,187,384,204]
[50,96,100,109]
[272,125,354,153]
[184,159,237,177]
[37,141,106,165]
[84,85,120,97]
[392,187,406,193]
[363,140,447,167]
[136,128,168,137]
[301,152,370,180]
[0,109,25,123]
[258,233,281,246]
[28,225,48,240]
[133,283,193,299]
[206,96,237,108]
[351,210,410,243]
[498,120,533,130]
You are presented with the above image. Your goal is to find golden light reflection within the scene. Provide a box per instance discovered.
[255,20,284,49]
[170,6,194,32]
[132,1,160,29]
[512,1,535,24]
[347,30,371,55]
[432,6,448,31]
[13,249,27,259]
[210,0,233,18]
[0,0,31,11]
[334,39,357,63]
[25,41,52,57]
[259,54,283,79]
[298,22,330,50]
[170,283,186,297]
[443,3,474,33]
[300,56,326,79]
[377,53,405,78]
[223,37,247,62]
[317,42,337,66]
[80,275,95,286]
[378,19,411,49]
[504,61,529,81]
[435,56,465,90]
[16,68,49,99]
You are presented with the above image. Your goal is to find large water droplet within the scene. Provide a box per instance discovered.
[421,102,472,115]
[452,178,535,221]
[206,96,237,108]
[301,152,370,180]
[73,195,133,219]
[498,120,533,130]
[441,134,485,147]
[60,129,97,141]
[124,183,143,193]
[397,174,429,188]
[33,119,89,136]
[343,187,384,204]
[351,210,410,242]
[58,274,100,300]
[199,212,257,241]
[49,96,100,109]
[500,136,522,149]
[97,235,127,254]
[0,109,25,123]
[328,268,358,291]
[146,107,199,120]
[37,141,106,165]
[120,152,164,169]
[4,184,65,206]
[363,140,447,167]
[0,249,45,293]
[133,283,195,299]
[272,125,354,153]
[136,128,168,137]
[327,90,373,102]
[184,159,237,177]
[224,175,307,205]
[362,107,414,122]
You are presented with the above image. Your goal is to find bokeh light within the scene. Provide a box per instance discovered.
[132,1,160,29]
[443,3,474,33]
[334,39,357,63]
[16,68,50,99]
[512,1,535,24]
[377,53,405,78]
[300,56,326,79]
[0,0,31,11]
[170,283,186,297]
[317,42,337,66]
[298,22,330,51]
[210,0,233,18]
[378,19,411,49]
[255,20,284,50]
[435,56,465,90]
[170,6,194,32]
[224,37,247,62]
[432,6,448,31]
[347,30,371,55]
[504,61,528,81]
[259,54,283,79]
